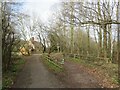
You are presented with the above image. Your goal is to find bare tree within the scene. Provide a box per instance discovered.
[117,1,120,83]
[2,2,23,70]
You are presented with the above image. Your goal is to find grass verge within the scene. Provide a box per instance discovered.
[2,56,25,89]
[41,53,64,74]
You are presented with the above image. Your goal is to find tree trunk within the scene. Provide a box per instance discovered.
[97,0,103,57]
[99,27,102,57]
[63,2,66,53]
[107,24,112,62]
[87,25,90,55]
[103,25,107,59]
[70,2,74,54]
[117,2,120,83]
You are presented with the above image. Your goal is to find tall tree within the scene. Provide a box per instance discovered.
[117,2,120,82]
[70,2,74,54]
[2,2,23,70]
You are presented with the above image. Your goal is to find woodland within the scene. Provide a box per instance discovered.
[1,0,120,88]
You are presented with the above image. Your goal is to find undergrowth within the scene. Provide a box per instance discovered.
[2,56,25,89]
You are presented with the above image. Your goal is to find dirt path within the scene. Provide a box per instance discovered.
[12,54,65,88]
[61,61,102,88]
[12,54,116,88]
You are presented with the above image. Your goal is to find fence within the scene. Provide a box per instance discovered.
[44,54,63,69]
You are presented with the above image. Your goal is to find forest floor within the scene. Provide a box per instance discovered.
[57,60,118,88]
[12,53,119,88]
[68,58,119,88]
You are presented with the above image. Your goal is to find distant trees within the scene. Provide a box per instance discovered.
[44,1,120,64]
[37,24,47,53]
[2,0,119,70]
[29,18,48,53]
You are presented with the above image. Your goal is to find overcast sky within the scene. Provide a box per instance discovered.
[21,0,61,23]
[17,0,61,40]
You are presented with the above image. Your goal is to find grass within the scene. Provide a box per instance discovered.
[2,56,25,89]
[41,54,64,73]
[44,59,63,73]
[66,57,119,85]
